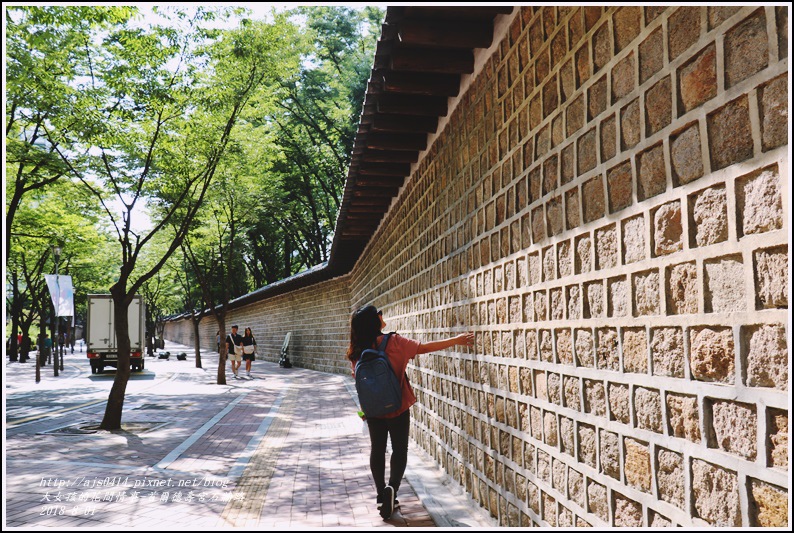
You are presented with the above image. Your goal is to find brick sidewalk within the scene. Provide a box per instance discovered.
[4,342,469,528]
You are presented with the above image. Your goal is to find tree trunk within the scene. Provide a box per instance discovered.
[9,271,20,362]
[99,286,132,430]
[192,315,202,369]
[216,315,227,385]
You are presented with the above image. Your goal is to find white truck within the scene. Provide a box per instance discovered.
[86,294,146,374]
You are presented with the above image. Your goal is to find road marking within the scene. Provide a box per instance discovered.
[153,391,251,471]
[226,388,287,480]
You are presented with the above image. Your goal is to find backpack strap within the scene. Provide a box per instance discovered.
[377,333,391,352]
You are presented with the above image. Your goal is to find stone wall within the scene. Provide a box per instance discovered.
[166,5,789,527]
[164,276,352,375]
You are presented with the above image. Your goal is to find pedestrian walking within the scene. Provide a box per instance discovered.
[347,305,474,520]
[226,325,243,379]
[241,327,258,379]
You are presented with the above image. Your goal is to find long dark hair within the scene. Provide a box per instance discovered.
[346,305,382,363]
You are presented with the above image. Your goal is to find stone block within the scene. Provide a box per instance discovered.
[563,375,580,411]
[561,144,575,185]
[767,408,788,470]
[548,372,561,404]
[568,468,584,507]
[614,493,643,527]
[600,114,616,162]
[543,76,559,119]
[639,27,664,85]
[567,93,584,136]
[738,164,784,236]
[667,392,701,443]
[527,481,539,514]
[657,448,685,509]
[745,323,788,390]
[544,411,558,446]
[707,95,754,171]
[530,405,543,441]
[776,6,788,59]
[575,234,592,273]
[691,184,728,247]
[653,201,683,256]
[600,429,620,479]
[567,285,581,320]
[633,270,660,316]
[645,75,671,135]
[651,327,684,377]
[668,6,701,60]
[584,376,607,416]
[622,214,645,265]
[543,246,555,281]
[575,42,591,87]
[690,326,735,383]
[584,281,604,318]
[638,142,667,201]
[725,9,768,89]
[608,382,630,424]
[704,255,745,313]
[593,22,612,74]
[622,327,648,374]
[587,480,608,522]
[667,261,698,314]
[578,128,598,178]
[557,240,572,278]
[750,479,789,527]
[620,98,640,150]
[547,196,564,237]
[596,327,620,371]
[539,328,553,360]
[556,328,573,365]
[635,387,662,433]
[709,399,757,460]
[759,74,788,152]
[613,7,641,52]
[560,416,575,455]
[692,459,741,526]
[670,122,704,186]
[565,187,580,231]
[578,422,597,469]
[645,6,665,24]
[531,205,546,244]
[608,277,628,317]
[708,6,740,29]
[607,160,632,213]
[624,438,651,492]
[575,328,594,367]
[677,44,717,115]
[543,493,556,526]
[595,224,618,270]
[612,52,635,104]
[650,512,673,527]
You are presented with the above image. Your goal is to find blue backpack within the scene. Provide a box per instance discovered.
[355,334,402,418]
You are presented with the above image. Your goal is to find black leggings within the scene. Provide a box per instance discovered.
[366,409,410,497]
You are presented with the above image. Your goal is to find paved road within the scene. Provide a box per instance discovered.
[4,342,496,529]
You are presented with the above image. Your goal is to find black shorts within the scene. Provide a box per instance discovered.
[243,353,256,361]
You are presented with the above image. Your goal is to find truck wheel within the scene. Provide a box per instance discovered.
[97,365,104,374]
[91,364,97,374]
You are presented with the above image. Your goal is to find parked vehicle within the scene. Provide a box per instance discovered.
[86,294,146,374]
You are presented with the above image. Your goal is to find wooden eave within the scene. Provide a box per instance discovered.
[223,6,513,310]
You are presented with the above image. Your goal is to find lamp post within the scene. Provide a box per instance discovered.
[51,245,60,377]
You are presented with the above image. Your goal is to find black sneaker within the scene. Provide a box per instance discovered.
[379,485,394,519]
[377,499,399,509]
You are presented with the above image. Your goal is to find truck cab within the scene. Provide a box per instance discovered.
[86,294,146,373]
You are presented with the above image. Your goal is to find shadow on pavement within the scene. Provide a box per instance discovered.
[87,371,157,381]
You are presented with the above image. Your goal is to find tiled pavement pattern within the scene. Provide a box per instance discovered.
[4,342,495,529]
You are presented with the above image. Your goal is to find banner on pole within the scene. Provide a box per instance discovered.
[44,274,74,317]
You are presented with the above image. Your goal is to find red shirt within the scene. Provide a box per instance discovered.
[352,333,421,418]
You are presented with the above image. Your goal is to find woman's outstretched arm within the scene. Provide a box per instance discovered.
[417,332,475,355]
